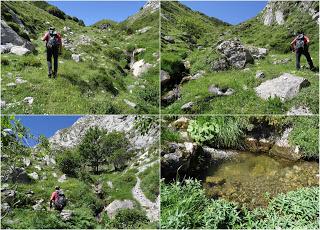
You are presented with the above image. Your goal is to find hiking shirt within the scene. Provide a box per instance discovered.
[42,32,62,46]
[291,35,310,51]
[50,191,59,202]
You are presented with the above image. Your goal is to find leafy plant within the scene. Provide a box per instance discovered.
[112,209,148,229]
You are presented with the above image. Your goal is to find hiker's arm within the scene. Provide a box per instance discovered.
[305,36,310,44]
[42,33,48,41]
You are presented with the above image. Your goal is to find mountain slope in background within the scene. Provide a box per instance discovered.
[1,0,159,114]
[161,0,319,115]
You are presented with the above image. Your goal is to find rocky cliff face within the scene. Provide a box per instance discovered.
[261,0,319,25]
[49,116,159,150]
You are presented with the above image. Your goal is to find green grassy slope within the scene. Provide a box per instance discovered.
[1,1,159,114]
[161,1,319,115]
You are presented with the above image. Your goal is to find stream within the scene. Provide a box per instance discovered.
[203,151,319,209]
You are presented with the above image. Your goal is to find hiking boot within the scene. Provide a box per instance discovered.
[48,73,52,78]
[53,73,57,79]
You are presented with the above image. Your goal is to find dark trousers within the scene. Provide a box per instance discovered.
[296,48,314,70]
[47,46,59,76]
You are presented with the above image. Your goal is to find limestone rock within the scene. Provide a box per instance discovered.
[131,59,152,77]
[247,47,268,59]
[181,102,194,111]
[161,87,180,106]
[28,172,39,180]
[123,99,136,108]
[105,200,134,219]
[202,146,238,160]
[60,210,73,221]
[208,85,234,96]
[136,26,151,34]
[270,128,302,160]
[107,181,113,189]
[255,71,265,79]
[255,73,310,102]
[58,174,67,182]
[212,58,229,71]
[23,97,33,105]
[6,82,16,88]
[163,35,174,43]
[10,46,30,55]
[32,199,44,211]
[161,70,171,87]
[9,168,32,183]
[71,54,81,62]
[287,106,312,115]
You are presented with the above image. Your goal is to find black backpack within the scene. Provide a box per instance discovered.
[55,190,67,209]
[295,34,305,49]
[47,31,60,48]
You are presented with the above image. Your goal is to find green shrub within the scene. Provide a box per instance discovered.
[56,150,81,177]
[104,48,124,61]
[46,6,66,20]
[137,83,159,107]
[140,163,160,201]
[187,116,244,149]
[1,58,10,65]
[112,209,148,229]
[90,74,118,96]
[161,127,181,143]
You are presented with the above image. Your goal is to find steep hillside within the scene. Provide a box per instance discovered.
[161,1,319,115]
[1,1,159,114]
[1,116,160,229]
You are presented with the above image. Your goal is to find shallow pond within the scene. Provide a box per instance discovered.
[203,151,319,209]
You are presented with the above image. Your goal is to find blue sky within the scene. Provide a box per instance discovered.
[182,1,267,25]
[48,1,146,25]
[15,116,81,147]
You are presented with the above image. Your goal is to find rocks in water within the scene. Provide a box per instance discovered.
[272,58,291,65]
[206,176,226,186]
[287,106,312,115]
[163,35,175,43]
[23,97,33,105]
[270,128,302,161]
[58,174,67,182]
[136,26,151,34]
[208,85,234,96]
[28,172,39,180]
[202,146,238,160]
[131,59,152,77]
[245,137,274,153]
[216,40,254,69]
[255,73,310,102]
[181,102,194,112]
[161,87,180,106]
[71,54,81,62]
[255,71,265,79]
[60,210,73,221]
[105,200,134,219]
[123,99,136,108]
[10,46,30,56]
[247,46,268,59]
[160,70,171,87]
[32,199,44,211]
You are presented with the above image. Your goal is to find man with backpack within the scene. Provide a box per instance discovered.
[290,31,315,71]
[50,186,67,211]
[42,27,62,78]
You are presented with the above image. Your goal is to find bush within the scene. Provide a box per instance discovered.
[90,74,118,96]
[46,6,66,20]
[187,116,244,149]
[1,58,10,66]
[104,48,124,62]
[56,150,81,177]
[112,209,148,229]
[137,83,159,107]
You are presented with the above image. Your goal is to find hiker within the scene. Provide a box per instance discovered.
[50,186,67,211]
[290,31,315,71]
[42,27,62,78]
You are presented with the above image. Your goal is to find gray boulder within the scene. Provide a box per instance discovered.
[163,35,174,43]
[32,199,44,211]
[28,172,39,180]
[1,20,34,51]
[123,99,136,108]
[255,73,310,101]
[208,85,234,96]
[131,59,152,77]
[181,102,194,111]
[211,58,229,71]
[216,40,254,69]
[0,43,13,53]
[287,106,312,115]
[10,46,30,56]
[161,87,180,106]
[160,70,171,87]
[60,210,73,221]
[247,46,268,59]
[255,71,265,79]
[105,200,134,219]
[71,54,81,62]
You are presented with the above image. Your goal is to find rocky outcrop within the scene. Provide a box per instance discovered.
[255,73,310,102]
[216,40,254,69]
[1,20,34,52]
[270,128,302,161]
[105,200,134,219]
[261,1,319,25]
[49,116,159,151]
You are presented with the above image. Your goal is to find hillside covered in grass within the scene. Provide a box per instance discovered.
[1,116,160,229]
[1,1,159,114]
[161,1,319,115]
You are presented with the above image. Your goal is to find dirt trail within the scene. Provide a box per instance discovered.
[132,176,159,222]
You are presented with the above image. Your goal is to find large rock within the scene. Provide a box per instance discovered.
[212,58,229,71]
[1,20,34,51]
[202,146,238,160]
[0,43,13,54]
[105,200,134,219]
[160,70,171,87]
[216,40,254,69]
[270,128,302,160]
[247,46,268,59]
[161,87,180,106]
[10,46,30,55]
[131,59,152,77]
[255,73,310,102]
